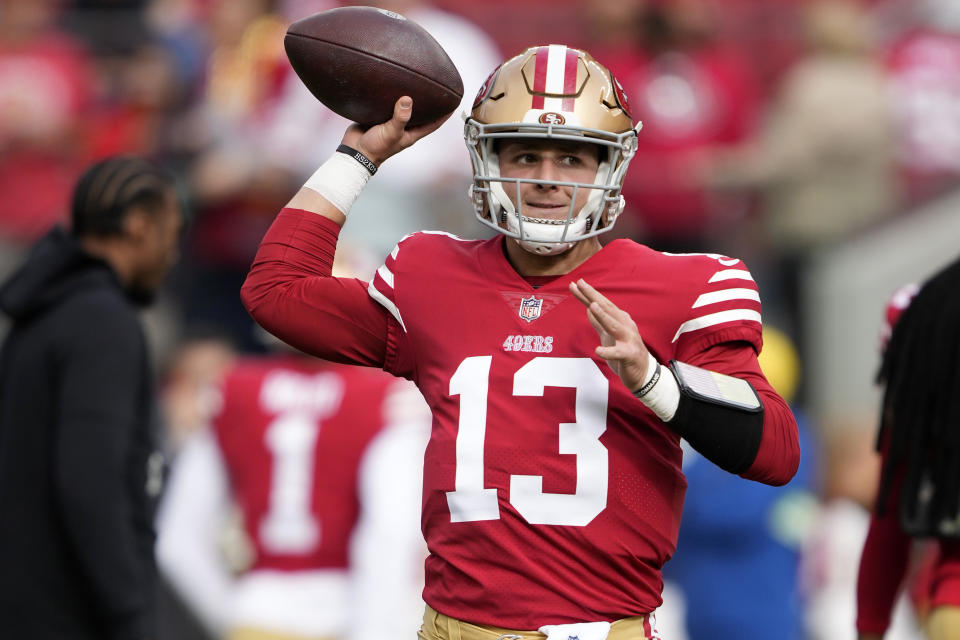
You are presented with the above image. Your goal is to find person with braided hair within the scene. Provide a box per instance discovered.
[857,256,960,640]
[0,156,184,640]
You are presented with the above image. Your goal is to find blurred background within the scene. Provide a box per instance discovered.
[2,0,960,637]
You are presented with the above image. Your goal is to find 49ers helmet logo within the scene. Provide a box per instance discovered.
[473,69,497,109]
[611,74,632,119]
[538,112,566,125]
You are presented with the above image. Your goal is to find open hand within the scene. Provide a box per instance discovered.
[342,96,450,165]
[569,278,651,392]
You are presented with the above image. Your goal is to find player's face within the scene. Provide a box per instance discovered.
[131,192,184,294]
[497,139,601,221]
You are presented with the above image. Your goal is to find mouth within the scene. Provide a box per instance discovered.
[522,202,570,220]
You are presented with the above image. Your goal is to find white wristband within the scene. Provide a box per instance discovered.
[634,352,680,422]
[302,151,372,217]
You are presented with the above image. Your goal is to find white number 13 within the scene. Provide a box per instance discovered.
[446,356,609,526]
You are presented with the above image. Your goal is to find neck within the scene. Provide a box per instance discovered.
[503,236,603,277]
[78,236,134,287]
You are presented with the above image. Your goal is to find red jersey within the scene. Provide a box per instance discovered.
[242,209,800,628]
[857,290,960,633]
[211,355,398,572]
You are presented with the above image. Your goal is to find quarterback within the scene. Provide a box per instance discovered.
[243,46,800,639]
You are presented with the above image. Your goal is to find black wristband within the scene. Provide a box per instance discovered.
[336,144,378,176]
[633,362,661,399]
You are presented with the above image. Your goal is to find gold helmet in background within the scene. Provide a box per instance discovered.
[464,45,641,255]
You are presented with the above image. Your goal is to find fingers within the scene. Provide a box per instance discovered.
[588,300,630,341]
[388,96,414,132]
[351,96,451,164]
[569,280,591,307]
[571,278,615,310]
[571,279,634,340]
[584,305,611,345]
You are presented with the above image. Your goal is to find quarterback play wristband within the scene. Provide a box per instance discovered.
[302,149,373,216]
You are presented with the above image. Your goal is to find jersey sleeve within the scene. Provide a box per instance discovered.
[856,288,918,633]
[856,435,912,634]
[670,256,763,360]
[242,208,391,367]
[685,340,800,486]
[667,255,797,485]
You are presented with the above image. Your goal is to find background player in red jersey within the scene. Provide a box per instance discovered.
[856,257,960,640]
[157,345,430,640]
[242,45,800,640]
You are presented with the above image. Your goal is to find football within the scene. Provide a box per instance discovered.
[284,7,464,128]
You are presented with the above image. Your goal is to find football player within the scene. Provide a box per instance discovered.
[243,45,800,640]
[857,258,960,640]
[157,346,430,640]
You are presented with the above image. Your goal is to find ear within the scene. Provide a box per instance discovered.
[121,207,152,244]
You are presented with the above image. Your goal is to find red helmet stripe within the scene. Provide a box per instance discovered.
[531,46,549,109]
[562,47,579,111]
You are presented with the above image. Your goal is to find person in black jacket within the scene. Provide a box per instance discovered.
[0,156,184,640]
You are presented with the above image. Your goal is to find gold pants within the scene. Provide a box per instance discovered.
[228,628,338,640]
[926,605,960,640]
[418,604,650,640]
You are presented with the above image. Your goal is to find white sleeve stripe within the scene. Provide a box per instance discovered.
[692,288,760,308]
[390,245,399,260]
[672,309,762,342]
[367,281,407,332]
[377,264,395,288]
[419,230,470,240]
[708,269,754,283]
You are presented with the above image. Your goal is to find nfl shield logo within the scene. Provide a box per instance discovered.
[519,295,542,322]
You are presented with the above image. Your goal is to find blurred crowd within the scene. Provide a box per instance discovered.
[2,0,960,638]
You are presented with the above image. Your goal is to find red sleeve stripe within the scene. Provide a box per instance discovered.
[672,309,762,343]
[692,288,760,308]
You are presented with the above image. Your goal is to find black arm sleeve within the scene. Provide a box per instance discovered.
[667,379,764,474]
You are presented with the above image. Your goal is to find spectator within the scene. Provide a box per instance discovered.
[592,0,763,252]
[882,0,960,205]
[177,0,304,350]
[708,0,897,346]
[0,0,95,262]
[160,331,237,454]
[0,156,184,640]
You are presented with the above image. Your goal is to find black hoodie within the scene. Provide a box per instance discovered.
[0,228,157,640]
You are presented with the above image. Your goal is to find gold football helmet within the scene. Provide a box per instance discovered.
[464,45,641,255]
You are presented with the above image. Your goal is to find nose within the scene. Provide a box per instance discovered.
[532,159,560,186]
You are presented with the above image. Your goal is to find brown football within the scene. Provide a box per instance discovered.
[284,6,464,128]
